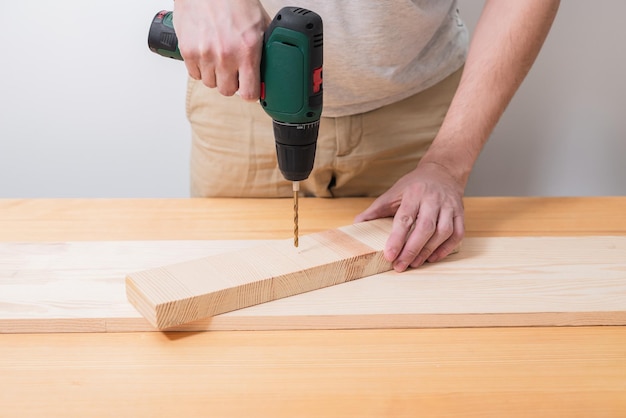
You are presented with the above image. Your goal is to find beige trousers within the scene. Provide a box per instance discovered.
[188,67,463,198]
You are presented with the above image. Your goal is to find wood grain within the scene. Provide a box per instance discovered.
[2,233,625,333]
[126,219,393,329]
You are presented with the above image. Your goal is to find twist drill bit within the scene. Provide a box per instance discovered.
[293,181,300,247]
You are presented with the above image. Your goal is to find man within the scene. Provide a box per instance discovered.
[172,0,560,272]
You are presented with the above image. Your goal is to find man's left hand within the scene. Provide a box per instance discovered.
[354,161,465,272]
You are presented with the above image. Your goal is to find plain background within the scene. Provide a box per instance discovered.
[1,1,624,198]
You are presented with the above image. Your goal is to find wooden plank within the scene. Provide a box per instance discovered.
[1,231,626,333]
[126,219,393,329]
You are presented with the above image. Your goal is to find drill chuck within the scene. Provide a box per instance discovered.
[273,120,319,181]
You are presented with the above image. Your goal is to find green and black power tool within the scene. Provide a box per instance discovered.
[148,7,323,246]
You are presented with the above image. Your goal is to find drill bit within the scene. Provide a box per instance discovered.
[293,181,300,247]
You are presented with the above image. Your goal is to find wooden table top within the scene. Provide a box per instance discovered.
[1,197,625,417]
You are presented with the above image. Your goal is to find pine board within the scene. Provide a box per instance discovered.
[126,219,393,329]
[1,232,626,333]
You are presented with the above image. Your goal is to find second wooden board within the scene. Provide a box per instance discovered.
[1,234,625,333]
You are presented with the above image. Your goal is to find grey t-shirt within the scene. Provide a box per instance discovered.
[261,0,469,117]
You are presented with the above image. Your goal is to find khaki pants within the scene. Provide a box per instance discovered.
[188,67,462,198]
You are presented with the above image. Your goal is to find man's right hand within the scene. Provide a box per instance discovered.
[173,0,271,100]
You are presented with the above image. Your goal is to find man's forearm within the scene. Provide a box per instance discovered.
[421,0,560,186]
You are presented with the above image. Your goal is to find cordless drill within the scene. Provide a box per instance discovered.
[148,7,323,246]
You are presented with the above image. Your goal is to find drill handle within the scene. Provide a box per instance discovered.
[260,7,323,125]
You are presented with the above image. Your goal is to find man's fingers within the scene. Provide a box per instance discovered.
[383,197,420,265]
[354,195,397,223]
[237,63,261,100]
[390,203,439,272]
[427,214,465,263]
[385,213,414,264]
[182,49,217,87]
[214,66,239,96]
[236,33,263,100]
[182,56,203,81]
[197,64,217,88]
[187,66,202,81]
[409,207,455,268]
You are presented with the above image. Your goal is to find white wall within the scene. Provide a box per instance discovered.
[1,1,190,197]
[462,0,626,196]
[1,1,624,198]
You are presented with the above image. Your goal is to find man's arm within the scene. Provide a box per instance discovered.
[355,0,560,272]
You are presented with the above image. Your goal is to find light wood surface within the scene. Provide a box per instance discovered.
[2,235,625,333]
[2,196,625,241]
[1,197,626,418]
